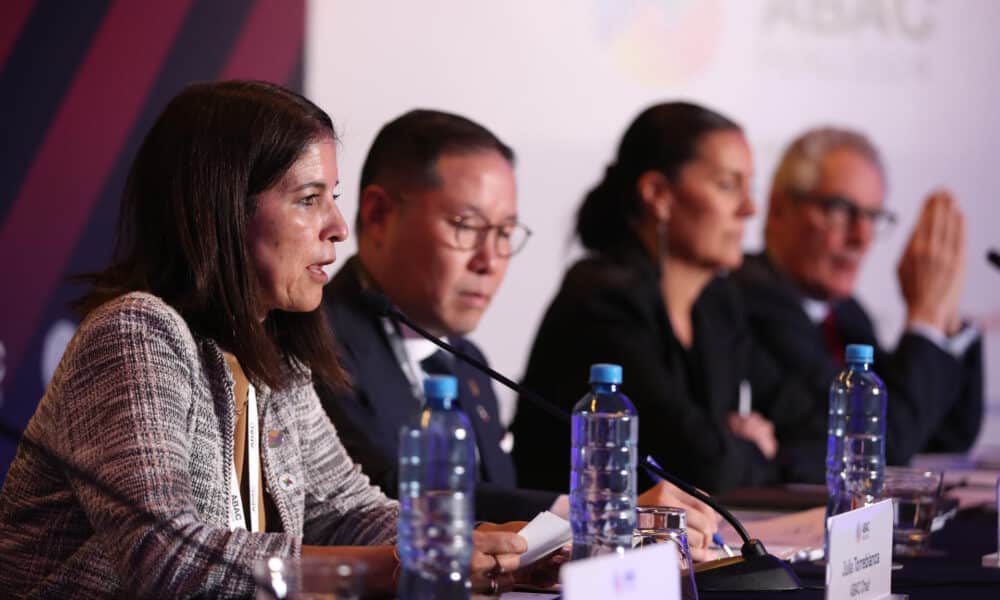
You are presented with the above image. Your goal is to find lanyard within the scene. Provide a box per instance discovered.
[228,384,260,532]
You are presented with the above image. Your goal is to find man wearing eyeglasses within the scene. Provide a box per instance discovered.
[314,110,722,545]
[734,127,982,465]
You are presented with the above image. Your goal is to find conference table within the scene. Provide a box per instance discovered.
[497,507,998,599]
[496,462,1000,600]
[765,506,999,599]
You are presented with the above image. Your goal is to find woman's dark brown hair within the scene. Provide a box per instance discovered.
[76,80,345,389]
[577,101,741,253]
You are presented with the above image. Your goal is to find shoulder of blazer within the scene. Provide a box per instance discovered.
[698,276,744,320]
[733,252,776,285]
[734,252,810,315]
[451,336,489,364]
[832,296,878,342]
[564,247,654,291]
[322,257,383,357]
[554,248,661,324]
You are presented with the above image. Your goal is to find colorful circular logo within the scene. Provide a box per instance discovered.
[597,0,724,86]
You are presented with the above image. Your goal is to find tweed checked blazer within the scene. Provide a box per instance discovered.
[0,292,398,599]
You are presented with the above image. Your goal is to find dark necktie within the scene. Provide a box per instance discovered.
[419,348,487,479]
[420,349,455,377]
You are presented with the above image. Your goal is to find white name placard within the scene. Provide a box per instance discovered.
[560,543,680,600]
[826,500,893,600]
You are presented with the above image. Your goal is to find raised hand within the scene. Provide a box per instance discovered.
[897,190,966,334]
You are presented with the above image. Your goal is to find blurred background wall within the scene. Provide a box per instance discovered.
[0,0,306,476]
[2,0,998,479]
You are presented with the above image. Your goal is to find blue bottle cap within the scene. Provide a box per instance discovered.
[845,344,874,364]
[424,375,458,399]
[589,363,623,384]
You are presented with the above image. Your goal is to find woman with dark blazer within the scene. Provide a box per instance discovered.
[511,102,823,495]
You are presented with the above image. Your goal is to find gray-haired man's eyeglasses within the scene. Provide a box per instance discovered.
[791,191,897,237]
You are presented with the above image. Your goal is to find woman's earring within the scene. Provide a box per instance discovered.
[656,216,669,259]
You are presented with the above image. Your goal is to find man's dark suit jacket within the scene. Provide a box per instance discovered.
[315,256,558,522]
[511,242,825,495]
[733,252,983,465]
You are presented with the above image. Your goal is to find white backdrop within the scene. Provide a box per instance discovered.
[306,0,1000,444]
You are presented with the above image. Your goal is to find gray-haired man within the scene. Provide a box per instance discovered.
[734,127,982,465]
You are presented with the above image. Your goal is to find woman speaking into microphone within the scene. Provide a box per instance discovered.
[0,80,538,598]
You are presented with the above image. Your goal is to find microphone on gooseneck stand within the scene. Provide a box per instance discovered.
[359,289,569,426]
[359,289,802,592]
[641,457,801,591]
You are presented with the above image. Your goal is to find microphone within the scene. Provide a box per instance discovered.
[988,249,1000,271]
[359,288,570,426]
[360,289,802,592]
[642,457,801,592]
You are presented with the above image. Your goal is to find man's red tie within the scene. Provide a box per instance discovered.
[822,311,846,366]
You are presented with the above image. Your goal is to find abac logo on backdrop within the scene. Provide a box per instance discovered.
[757,0,938,82]
[596,0,724,87]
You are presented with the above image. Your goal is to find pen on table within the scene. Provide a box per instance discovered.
[737,380,752,417]
[713,532,736,558]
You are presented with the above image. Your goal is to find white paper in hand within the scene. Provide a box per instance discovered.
[517,511,572,567]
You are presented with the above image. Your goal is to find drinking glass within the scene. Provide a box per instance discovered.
[633,506,699,600]
[254,556,366,600]
[883,467,944,557]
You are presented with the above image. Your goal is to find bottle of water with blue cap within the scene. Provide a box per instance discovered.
[398,375,475,599]
[569,363,638,560]
[826,344,887,522]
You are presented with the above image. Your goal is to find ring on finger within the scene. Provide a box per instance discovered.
[490,554,504,576]
[488,576,499,595]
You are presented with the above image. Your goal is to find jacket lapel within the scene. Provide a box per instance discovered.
[451,345,515,486]
[327,260,422,461]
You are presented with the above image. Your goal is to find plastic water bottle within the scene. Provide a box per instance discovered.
[826,344,886,520]
[398,375,475,599]
[569,363,638,560]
